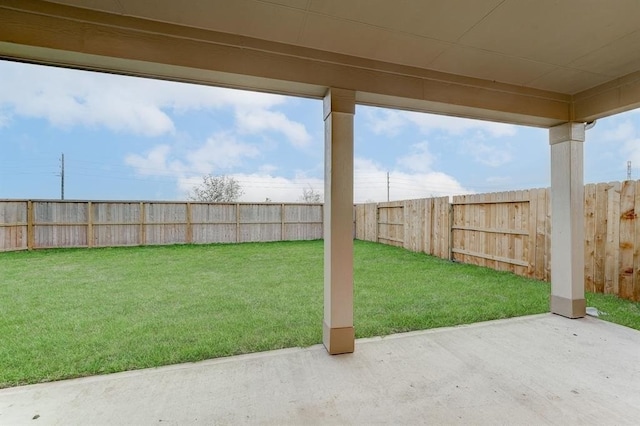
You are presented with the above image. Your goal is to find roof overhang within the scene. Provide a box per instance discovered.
[2,0,640,127]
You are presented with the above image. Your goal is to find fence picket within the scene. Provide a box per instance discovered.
[619,181,635,299]
[605,182,621,294]
[584,184,596,292]
[594,183,608,292]
[490,192,499,270]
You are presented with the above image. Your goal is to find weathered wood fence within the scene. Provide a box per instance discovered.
[4,181,640,302]
[355,182,640,302]
[0,200,323,250]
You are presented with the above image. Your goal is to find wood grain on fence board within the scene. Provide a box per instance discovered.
[619,181,635,299]
[584,184,596,292]
[605,182,621,295]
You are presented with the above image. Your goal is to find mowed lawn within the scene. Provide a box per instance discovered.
[1,240,639,388]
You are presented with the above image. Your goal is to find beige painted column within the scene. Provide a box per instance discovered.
[323,88,355,354]
[549,122,586,318]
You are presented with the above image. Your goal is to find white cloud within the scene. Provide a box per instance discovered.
[0,62,174,136]
[0,61,311,145]
[485,176,512,185]
[364,107,517,138]
[601,120,636,142]
[354,157,470,202]
[125,132,261,183]
[396,142,435,173]
[185,133,260,174]
[125,142,468,202]
[0,111,9,128]
[464,141,513,167]
[204,158,470,203]
[622,137,640,169]
[235,108,311,148]
[125,142,324,201]
[354,157,382,173]
[366,108,408,137]
[125,145,177,176]
[590,117,640,176]
[258,164,278,174]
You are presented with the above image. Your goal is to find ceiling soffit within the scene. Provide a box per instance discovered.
[1,1,640,124]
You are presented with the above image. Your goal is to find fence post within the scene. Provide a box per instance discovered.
[236,203,240,243]
[402,200,409,250]
[87,201,93,248]
[139,202,146,245]
[423,199,431,255]
[27,200,34,250]
[320,203,324,238]
[375,203,380,243]
[281,203,286,241]
[352,203,356,239]
[186,202,193,244]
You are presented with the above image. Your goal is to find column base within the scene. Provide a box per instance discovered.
[550,295,586,319]
[323,321,355,355]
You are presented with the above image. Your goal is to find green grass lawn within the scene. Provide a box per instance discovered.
[1,240,638,388]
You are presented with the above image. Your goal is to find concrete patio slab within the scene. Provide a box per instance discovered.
[1,314,639,425]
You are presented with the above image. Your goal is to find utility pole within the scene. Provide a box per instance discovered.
[386,171,390,202]
[60,153,65,200]
[627,160,632,181]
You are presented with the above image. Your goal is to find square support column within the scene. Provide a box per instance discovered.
[323,88,355,354]
[549,123,586,318]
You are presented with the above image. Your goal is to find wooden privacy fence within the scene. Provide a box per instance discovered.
[4,181,640,302]
[583,181,640,301]
[0,200,323,251]
[450,189,551,281]
[354,197,451,259]
[355,182,640,302]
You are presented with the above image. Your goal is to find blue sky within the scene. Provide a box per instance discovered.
[1,60,639,203]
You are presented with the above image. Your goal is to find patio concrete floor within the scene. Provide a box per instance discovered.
[1,313,639,425]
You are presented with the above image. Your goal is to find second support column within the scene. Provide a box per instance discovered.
[323,88,355,354]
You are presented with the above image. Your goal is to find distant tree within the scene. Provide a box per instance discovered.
[300,185,323,203]
[189,174,243,202]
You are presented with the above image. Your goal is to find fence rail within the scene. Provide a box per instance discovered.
[0,200,324,251]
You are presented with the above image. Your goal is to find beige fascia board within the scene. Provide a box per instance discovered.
[573,71,640,122]
[0,42,329,99]
[356,92,566,128]
[0,0,571,126]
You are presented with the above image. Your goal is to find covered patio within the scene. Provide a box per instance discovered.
[3,0,638,354]
[2,1,640,422]
[1,314,639,424]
